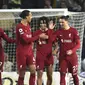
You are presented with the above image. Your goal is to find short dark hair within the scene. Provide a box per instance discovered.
[38,16,49,28]
[59,15,69,21]
[20,10,30,19]
[50,18,56,24]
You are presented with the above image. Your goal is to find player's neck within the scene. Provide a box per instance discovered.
[64,25,70,30]
[21,19,28,26]
[40,27,48,32]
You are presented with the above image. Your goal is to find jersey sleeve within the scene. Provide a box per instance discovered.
[72,29,80,53]
[48,29,54,42]
[74,29,80,40]
[50,30,59,42]
[72,39,80,53]
[48,29,54,35]
[32,30,39,37]
[18,27,39,43]
[1,29,16,43]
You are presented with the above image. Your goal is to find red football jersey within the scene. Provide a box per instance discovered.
[0,28,15,53]
[16,23,39,55]
[54,27,80,57]
[33,29,54,54]
[0,28,15,71]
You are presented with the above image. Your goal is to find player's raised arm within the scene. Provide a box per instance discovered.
[49,19,56,30]
[0,28,16,43]
[49,29,59,43]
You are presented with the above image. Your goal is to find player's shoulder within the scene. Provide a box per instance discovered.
[70,27,79,36]
[0,28,2,30]
[34,29,41,33]
[48,29,54,31]
[16,23,23,28]
[0,28,4,33]
[55,28,61,33]
[36,29,41,32]
[16,23,24,32]
[33,29,41,35]
[70,27,78,33]
[53,29,60,35]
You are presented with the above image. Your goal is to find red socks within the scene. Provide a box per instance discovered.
[29,73,36,85]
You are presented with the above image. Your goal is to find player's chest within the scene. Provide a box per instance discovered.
[24,27,31,34]
[38,31,48,45]
[59,32,74,43]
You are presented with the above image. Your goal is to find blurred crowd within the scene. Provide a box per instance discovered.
[0,0,85,11]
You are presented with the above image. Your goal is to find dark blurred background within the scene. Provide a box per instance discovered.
[0,0,85,11]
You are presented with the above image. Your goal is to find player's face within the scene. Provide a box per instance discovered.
[26,12,32,23]
[40,20,47,30]
[59,19,68,29]
[49,20,54,25]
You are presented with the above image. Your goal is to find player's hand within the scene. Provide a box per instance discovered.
[66,50,73,55]
[49,20,56,29]
[39,33,49,39]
